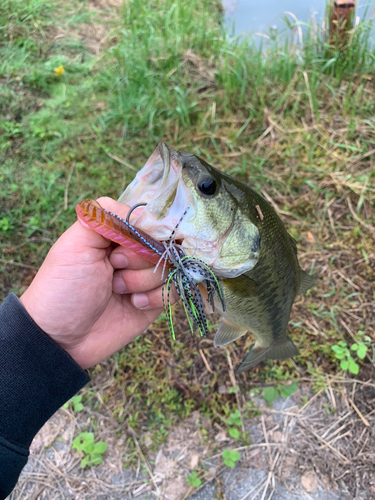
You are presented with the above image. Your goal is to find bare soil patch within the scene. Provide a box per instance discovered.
[10,379,374,500]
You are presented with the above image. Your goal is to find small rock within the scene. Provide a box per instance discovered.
[143,432,153,448]
[272,431,283,443]
[301,470,318,492]
[163,475,189,500]
[200,416,211,430]
[154,451,176,479]
[189,452,199,470]
[215,431,229,442]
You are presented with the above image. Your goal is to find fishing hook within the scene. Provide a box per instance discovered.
[126,202,147,224]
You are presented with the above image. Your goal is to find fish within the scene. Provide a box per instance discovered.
[120,143,314,373]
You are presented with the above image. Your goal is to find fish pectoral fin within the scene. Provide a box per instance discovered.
[221,273,258,298]
[298,269,315,294]
[214,319,247,347]
[235,336,298,374]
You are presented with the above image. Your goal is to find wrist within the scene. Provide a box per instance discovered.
[19,292,87,368]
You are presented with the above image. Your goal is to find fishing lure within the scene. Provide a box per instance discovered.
[76,199,225,338]
[76,199,171,265]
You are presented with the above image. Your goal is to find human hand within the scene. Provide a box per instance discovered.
[20,197,177,369]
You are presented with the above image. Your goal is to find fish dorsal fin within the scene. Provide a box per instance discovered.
[298,269,315,294]
[214,319,247,347]
[235,335,298,374]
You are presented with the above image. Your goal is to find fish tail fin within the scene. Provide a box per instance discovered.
[235,336,298,374]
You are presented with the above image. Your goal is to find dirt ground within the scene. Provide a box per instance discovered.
[9,378,375,500]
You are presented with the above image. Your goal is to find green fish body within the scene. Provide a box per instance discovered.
[119,144,314,373]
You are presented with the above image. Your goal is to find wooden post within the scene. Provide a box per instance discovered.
[330,0,356,45]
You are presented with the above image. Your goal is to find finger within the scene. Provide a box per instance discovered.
[112,266,170,294]
[109,245,155,270]
[131,284,179,310]
[96,197,133,220]
[97,197,159,270]
[96,197,144,224]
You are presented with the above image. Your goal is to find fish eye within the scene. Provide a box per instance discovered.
[197,177,217,196]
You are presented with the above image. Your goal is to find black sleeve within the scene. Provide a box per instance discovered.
[0,294,91,500]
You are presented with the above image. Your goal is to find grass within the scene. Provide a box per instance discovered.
[1,0,374,441]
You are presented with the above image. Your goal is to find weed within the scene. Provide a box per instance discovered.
[187,471,202,488]
[222,449,241,468]
[263,382,299,403]
[72,432,108,468]
[331,340,367,375]
[226,410,243,439]
[0,218,11,232]
[63,395,84,412]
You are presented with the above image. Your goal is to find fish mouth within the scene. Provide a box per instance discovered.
[119,143,259,279]
[118,143,195,242]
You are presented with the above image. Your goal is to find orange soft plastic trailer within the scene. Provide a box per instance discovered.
[75,199,169,266]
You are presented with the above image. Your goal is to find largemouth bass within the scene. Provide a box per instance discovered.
[119,143,314,373]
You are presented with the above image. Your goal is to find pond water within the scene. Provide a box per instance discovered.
[223,0,375,38]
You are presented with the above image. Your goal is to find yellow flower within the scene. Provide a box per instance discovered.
[54,65,65,77]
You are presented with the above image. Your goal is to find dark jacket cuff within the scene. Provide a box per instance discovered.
[0,293,90,449]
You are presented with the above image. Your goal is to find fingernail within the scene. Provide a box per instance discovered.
[112,254,128,269]
[133,293,149,309]
[113,273,127,294]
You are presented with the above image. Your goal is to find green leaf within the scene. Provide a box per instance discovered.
[224,458,235,467]
[357,343,367,359]
[72,432,94,452]
[80,456,90,468]
[222,449,241,467]
[334,352,345,360]
[331,345,342,353]
[94,442,108,454]
[350,344,358,351]
[338,341,347,347]
[74,403,84,412]
[226,410,242,426]
[279,382,298,399]
[0,218,10,232]
[187,472,202,487]
[348,360,359,375]
[231,451,241,461]
[85,442,95,454]
[229,428,240,439]
[263,387,279,403]
[89,453,103,465]
[340,360,349,370]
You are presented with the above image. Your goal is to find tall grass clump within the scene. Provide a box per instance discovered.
[100,0,375,139]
